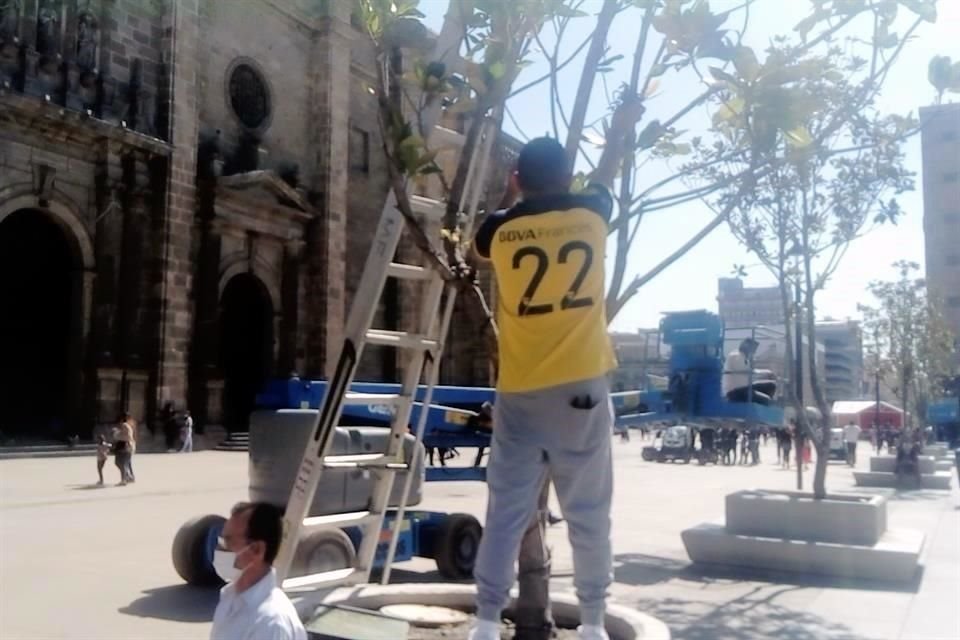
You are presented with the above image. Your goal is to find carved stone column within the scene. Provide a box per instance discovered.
[92,144,125,366]
[279,237,304,376]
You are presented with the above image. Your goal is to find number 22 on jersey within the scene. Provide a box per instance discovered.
[512,241,595,316]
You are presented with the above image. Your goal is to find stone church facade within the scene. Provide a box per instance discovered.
[0,0,503,440]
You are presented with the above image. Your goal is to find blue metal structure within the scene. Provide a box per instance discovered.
[616,310,784,429]
[255,310,783,479]
[927,399,959,426]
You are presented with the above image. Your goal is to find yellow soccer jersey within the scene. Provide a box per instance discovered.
[474,183,617,392]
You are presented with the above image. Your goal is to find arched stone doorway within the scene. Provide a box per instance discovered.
[0,209,80,439]
[219,273,274,432]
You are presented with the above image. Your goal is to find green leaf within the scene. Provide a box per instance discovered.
[900,0,936,23]
[709,66,739,84]
[488,61,506,80]
[733,46,760,82]
[785,125,813,148]
[598,54,625,67]
[928,56,952,92]
[950,62,960,92]
[876,31,898,49]
[553,4,588,18]
[583,130,606,147]
[711,96,744,126]
[636,119,666,149]
[649,62,669,77]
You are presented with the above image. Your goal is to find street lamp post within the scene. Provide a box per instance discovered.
[874,324,881,441]
[795,278,804,491]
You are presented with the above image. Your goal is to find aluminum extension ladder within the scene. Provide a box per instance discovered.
[273,117,499,591]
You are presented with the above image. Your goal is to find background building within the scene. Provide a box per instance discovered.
[920,103,960,353]
[717,277,785,327]
[610,329,669,391]
[816,319,865,404]
[0,1,502,441]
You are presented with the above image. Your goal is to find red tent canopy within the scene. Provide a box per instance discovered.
[832,401,903,430]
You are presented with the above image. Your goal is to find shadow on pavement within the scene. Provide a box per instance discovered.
[119,584,219,622]
[614,553,695,586]
[379,568,473,585]
[633,587,862,640]
[65,483,112,491]
[690,562,924,594]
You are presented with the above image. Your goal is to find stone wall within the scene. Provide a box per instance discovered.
[0,0,514,442]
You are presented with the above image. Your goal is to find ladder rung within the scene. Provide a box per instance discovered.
[387,262,432,281]
[410,194,445,220]
[282,567,358,592]
[343,391,403,406]
[323,453,409,470]
[366,329,439,351]
[302,511,378,529]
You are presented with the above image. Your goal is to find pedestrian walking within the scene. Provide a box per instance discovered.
[112,415,134,485]
[180,410,194,453]
[843,420,862,467]
[781,428,792,470]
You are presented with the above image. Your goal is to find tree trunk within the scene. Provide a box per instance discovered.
[803,276,831,500]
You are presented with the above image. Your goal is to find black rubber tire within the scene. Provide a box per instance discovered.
[434,513,482,579]
[291,528,357,578]
[172,514,225,587]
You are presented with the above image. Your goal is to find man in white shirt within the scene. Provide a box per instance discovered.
[211,502,307,640]
[843,421,862,467]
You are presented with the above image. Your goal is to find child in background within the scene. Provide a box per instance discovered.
[96,435,110,485]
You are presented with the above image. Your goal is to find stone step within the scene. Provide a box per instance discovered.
[853,470,953,491]
[0,447,98,460]
[870,455,937,475]
[682,523,924,583]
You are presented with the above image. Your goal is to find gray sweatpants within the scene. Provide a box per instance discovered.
[474,375,614,627]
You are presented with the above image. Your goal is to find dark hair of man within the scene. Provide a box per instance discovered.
[516,137,570,194]
[231,501,285,564]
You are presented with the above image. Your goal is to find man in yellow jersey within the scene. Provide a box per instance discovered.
[468,97,644,640]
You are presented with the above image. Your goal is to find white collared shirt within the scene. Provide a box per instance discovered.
[211,568,307,640]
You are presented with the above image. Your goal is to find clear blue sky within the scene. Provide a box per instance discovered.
[421,0,960,331]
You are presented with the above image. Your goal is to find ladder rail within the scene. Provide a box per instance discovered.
[349,273,448,584]
[274,204,408,581]
[380,114,501,582]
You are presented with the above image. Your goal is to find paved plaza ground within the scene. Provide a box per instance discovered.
[1,438,957,640]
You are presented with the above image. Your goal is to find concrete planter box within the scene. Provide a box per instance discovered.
[725,489,886,546]
[683,489,924,583]
[922,445,948,459]
[293,584,671,640]
[870,455,936,475]
[682,524,923,583]
[854,470,953,490]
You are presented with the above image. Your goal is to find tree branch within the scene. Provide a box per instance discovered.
[563,0,619,162]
